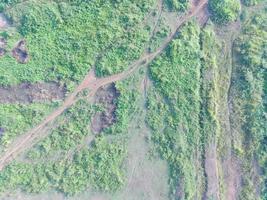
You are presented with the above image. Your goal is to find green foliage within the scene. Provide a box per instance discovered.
[242,0,263,6]
[232,11,267,199]
[75,137,127,192]
[0,103,57,146]
[199,25,221,143]
[209,0,241,24]
[0,0,21,11]
[105,78,139,134]
[164,0,189,12]
[28,99,94,158]
[0,0,156,86]
[147,21,202,199]
[0,137,126,195]
[149,18,171,52]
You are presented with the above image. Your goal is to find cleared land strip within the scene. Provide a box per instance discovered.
[0,0,208,171]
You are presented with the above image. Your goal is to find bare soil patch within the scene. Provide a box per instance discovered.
[0,82,66,104]
[12,40,29,63]
[0,127,4,138]
[91,83,119,133]
[204,142,220,200]
[195,4,210,27]
[0,37,7,57]
[0,13,9,28]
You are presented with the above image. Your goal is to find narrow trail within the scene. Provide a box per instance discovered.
[0,0,208,171]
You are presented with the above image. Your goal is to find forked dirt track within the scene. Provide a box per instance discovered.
[0,0,208,171]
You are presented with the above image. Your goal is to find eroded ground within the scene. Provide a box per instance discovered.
[0,82,65,104]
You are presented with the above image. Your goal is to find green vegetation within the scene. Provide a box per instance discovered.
[0,103,58,147]
[0,74,141,195]
[0,0,22,12]
[105,77,140,135]
[147,21,202,199]
[242,0,263,6]
[0,137,126,195]
[0,0,156,87]
[199,25,221,143]
[208,0,241,24]
[149,17,171,52]
[27,99,94,160]
[164,0,189,12]
[1,0,267,199]
[231,11,267,199]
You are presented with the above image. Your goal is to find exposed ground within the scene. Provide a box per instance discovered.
[0,13,9,28]
[214,19,242,200]
[12,40,30,63]
[91,84,119,133]
[204,141,220,200]
[0,37,7,57]
[0,82,66,104]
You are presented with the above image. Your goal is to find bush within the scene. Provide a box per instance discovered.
[164,0,189,12]
[209,0,241,24]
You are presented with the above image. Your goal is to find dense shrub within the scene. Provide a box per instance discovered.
[208,0,241,24]
[164,0,189,12]
[0,0,156,86]
[147,21,202,199]
[233,11,267,199]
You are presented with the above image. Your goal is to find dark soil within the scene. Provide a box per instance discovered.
[91,83,119,134]
[0,13,9,28]
[0,82,66,104]
[12,40,29,63]
[0,37,7,57]
[0,127,5,138]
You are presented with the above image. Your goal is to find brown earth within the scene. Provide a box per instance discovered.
[0,13,9,28]
[12,40,29,63]
[204,141,220,200]
[0,82,66,104]
[91,83,119,133]
[195,3,210,27]
[0,127,4,138]
[0,37,7,57]
[0,0,208,172]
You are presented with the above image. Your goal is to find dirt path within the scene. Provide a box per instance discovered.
[204,141,220,200]
[0,0,208,171]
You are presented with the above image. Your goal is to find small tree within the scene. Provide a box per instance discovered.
[209,0,241,24]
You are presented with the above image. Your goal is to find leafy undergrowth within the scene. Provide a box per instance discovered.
[230,9,267,199]
[147,21,203,199]
[0,136,126,195]
[200,25,221,145]
[242,0,264,6]
[164,0,189,12]
[0,102,58,147]
[0,0,156,88]
[26,99,95,160]
[208,0,241,24]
